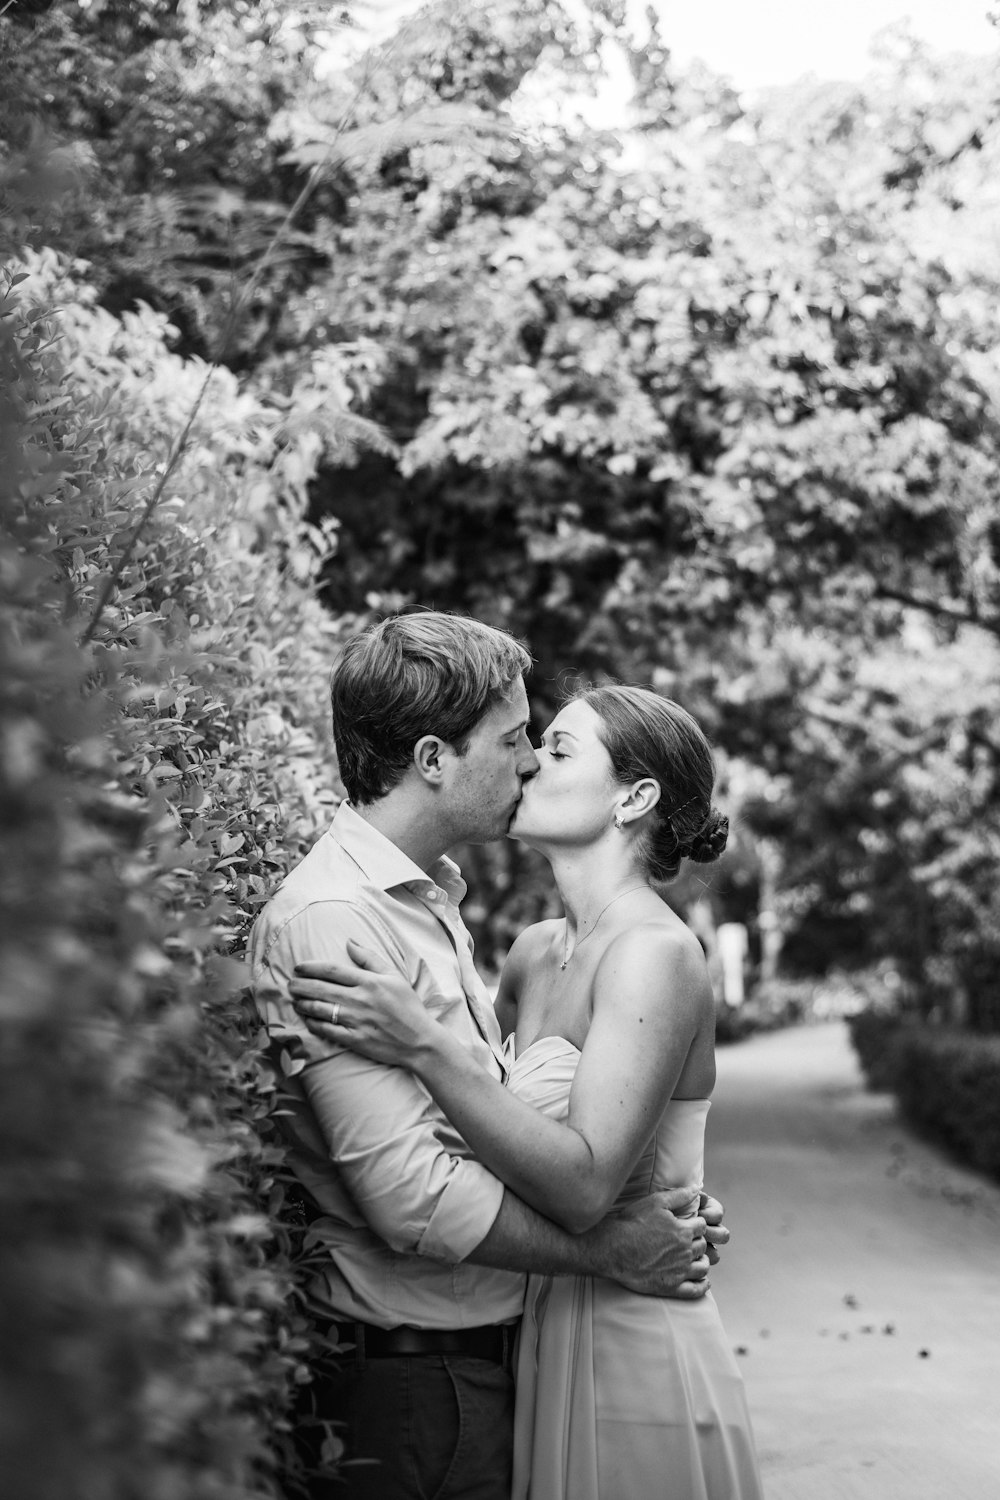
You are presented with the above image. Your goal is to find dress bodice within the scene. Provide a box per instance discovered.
[504,1033,709,1208]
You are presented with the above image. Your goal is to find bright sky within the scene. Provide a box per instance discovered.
[645,0,998,89]
[356,0,998,89]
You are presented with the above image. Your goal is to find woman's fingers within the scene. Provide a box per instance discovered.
[290,977,354,1005]
[344,937,387,971]
[296,997,364,1033]
[294,961,363,986]
[296,1015,350,1043]
[294,994,345,1021]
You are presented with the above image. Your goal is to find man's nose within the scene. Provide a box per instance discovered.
[518,740,540,779]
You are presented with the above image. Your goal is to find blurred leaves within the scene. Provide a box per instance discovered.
[0,227,345,1500]
[285,102,515,177]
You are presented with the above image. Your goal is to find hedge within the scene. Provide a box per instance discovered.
[846,1008,908,1093]
[848,1012,1000,1183]
[1,248,367,1498]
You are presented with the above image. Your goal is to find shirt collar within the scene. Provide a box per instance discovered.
[330,803,467,903]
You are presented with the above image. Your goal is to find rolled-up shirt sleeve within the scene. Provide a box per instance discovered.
[255,901,504,1263]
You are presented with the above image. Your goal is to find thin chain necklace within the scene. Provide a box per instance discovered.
[560,886,649,970]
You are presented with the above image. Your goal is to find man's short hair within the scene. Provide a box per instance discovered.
[331,612,532,805]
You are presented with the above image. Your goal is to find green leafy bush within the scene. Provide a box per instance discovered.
[847,1009,908,1092]
[849,1013,1000,1182]
[892,1028,1000,1183]
[1,245,360,1498]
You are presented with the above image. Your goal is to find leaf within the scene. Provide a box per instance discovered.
[284,104,513,178]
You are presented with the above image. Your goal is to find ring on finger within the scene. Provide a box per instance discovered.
[331,1002,341,1026]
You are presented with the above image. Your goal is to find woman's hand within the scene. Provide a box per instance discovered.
[291,938,437,1068]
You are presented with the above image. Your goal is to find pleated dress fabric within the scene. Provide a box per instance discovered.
[506,1034,764,1500]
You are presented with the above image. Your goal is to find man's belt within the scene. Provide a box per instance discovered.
[345,1320,518,1366]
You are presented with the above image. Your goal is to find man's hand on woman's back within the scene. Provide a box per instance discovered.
[586,1186,723,1298]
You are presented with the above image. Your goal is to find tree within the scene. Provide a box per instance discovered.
[293,8,1000,1013]
[2,0,346,362]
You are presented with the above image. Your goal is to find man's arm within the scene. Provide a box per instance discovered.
[304,1035,712,1292]
[255,902,716,1292]
[255,900,511,1262]
[471,1188,713,1298]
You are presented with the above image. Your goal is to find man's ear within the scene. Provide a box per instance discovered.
[413,734,449,785]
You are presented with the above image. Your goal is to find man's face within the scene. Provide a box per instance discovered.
[443,676,538,844]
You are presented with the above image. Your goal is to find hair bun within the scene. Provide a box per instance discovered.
[684,807,729,864]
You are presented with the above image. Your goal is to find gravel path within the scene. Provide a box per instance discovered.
[707,1020,1000,1500]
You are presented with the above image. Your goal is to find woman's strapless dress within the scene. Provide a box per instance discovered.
[506,1034,764,1500]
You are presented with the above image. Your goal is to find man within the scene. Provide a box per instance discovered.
[250,611,725,1500]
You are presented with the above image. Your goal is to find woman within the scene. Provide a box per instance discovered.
[295,685,763,1500]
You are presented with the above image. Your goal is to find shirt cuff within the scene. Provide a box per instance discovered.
[416,1159,505,1264]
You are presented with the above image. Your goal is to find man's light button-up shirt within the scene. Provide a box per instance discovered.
[249,803,524,1330]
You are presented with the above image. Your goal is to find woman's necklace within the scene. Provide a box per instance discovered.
[560,886,649,970]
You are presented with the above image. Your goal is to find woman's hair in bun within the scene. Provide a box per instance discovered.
[575,684,729,883]
[685,806,730,865]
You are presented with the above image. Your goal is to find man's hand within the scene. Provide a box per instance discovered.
[586,1187,712,1299]
[700,1192,729,1266]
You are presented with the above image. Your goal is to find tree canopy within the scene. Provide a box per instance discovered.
[285,5,1000,1007]
[6,0,1000,1000]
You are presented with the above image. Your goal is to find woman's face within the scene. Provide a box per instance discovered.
[509,698,622,850]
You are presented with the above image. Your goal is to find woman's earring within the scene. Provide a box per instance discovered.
[613,813,625,830]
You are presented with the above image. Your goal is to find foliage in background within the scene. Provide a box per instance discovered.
[283,7,1000,1019]
[1,0,347,365]
[13,0,999,1011]
[848,1014,1000,1184]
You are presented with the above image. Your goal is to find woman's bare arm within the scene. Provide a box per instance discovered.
[292,926,713,1233]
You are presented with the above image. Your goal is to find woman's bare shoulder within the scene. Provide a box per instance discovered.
[596,919,713,1016]
[504,919,561,977]
[495,920,561,1035]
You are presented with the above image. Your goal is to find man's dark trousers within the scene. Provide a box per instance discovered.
[298,1345,515,1500]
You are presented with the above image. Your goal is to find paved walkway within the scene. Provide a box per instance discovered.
[707,1021,1000,1500]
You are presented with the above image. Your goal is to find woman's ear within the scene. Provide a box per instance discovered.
[622,777,661,819]
[413,734,447,785]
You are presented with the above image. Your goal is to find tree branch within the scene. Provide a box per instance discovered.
[799,697,960,778]
[873,585,1000,639]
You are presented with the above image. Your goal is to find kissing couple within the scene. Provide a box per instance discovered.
[250,611,763,1500]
